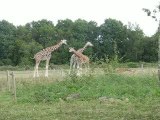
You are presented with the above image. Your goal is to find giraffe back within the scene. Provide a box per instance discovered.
[77,48,84,53]
[34,49,51,61]
[34,40,64,62]
[71,49,89,63]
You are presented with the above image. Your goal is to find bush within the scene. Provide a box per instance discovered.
[0,65,18,71]
[33,86,52,103]
[127,62,139,68]
[0,61,4,66]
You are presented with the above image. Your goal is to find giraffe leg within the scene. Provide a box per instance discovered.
[73,57,79,75]
[84,62,89,75]
[87,62,90,73]
[77,66,81,76]
[36,62,40,77]
[77,62,82,76]
[33,65,36,78]
[75,58,80,75]
[73,56,77,69]
[69,55,74,74]
[33,61,40,78]
[82,63,85,75]
[75,59,79,75]
[45,59,50,77]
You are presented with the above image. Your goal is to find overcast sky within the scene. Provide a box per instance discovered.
[0,0,159,36]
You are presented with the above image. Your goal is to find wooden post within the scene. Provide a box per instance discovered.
[7,70,11,91]
[141,64,144,72]
[10,72,17,101]
[141,64,143,69]
[13,72,16,101]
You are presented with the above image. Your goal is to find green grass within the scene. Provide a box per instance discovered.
[16,74,160,102]
[0,73,160,119]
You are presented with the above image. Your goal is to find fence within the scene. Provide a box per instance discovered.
[0,71,16,101]
[0,69,68,102]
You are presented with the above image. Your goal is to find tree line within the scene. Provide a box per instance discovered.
[0,18,158,66]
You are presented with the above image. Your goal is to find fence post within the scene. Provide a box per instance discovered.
[10,72,17,102]
[7,70,11,91]
[141,64,144,72]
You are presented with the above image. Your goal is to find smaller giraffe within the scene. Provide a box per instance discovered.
[33,39,67,78]
[69,42,93,74]
[69,47,90,76]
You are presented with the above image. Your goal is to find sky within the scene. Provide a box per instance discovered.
[0,0,159,36]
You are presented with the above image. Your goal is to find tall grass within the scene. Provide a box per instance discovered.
[0,72,160,119]
[15,73,160,103]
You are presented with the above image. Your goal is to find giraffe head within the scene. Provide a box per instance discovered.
[69,47,75,52]
[86,42,93,47]
[61,39,67,45]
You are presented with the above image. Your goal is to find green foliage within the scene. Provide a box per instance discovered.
[0,20,16,65]
[0,18,158,66]
[0,65,20,71]
[126,62,139,68]
[15,74,159,103]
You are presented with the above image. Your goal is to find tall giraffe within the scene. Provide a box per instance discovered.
[69,47,90,76]
[69,42,93,74]
[33,39,67,77]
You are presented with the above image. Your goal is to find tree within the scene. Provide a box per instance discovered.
[97,18,128,62]
[0,18,155,66]
[0,20,16,65]
[55,19,74,40]
[31,19,56,48]
[143,3,160,83]
[141,36,157,62]
[55,19,98,64]
[9,24,43,66]
[125,23,145,62]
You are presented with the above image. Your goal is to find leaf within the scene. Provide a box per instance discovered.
[153,9,157,13]
[142,8,151,16]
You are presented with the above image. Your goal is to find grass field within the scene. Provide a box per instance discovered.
[0,67,160,120]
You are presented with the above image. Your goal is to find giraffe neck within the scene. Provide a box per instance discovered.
[72,50,83,59]
[77,43,88,53]
[49,41,63,52]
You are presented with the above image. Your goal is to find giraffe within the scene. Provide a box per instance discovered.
[69,42,93,74]
[69,47,90,76]
[33,39,67,77]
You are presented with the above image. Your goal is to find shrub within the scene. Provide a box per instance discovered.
[127,62,139,68]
